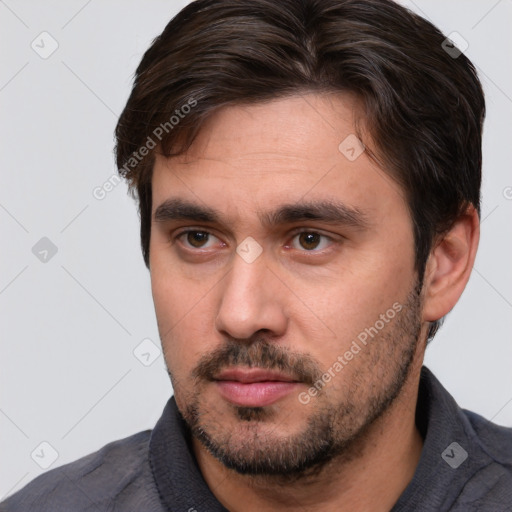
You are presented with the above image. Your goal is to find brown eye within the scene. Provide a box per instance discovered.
[290,232,331,252]
[298,232,321,250]
[186,231,210,248]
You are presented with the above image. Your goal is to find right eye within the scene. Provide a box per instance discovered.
[176,230,223,250]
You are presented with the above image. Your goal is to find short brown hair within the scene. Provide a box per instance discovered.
[115,0,485,338]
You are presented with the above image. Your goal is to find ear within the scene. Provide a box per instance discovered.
[421,205,480,323]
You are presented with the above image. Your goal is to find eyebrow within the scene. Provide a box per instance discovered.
[154,198,221,223]
[153,197,370,230]
[261,200,369,229]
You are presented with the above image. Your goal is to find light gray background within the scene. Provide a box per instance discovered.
[1,0,511,500]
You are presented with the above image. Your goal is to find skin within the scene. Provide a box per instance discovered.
[149,93,480,511]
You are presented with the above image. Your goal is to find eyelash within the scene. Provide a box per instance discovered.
[173,228,335,253]
[175,229,224,250]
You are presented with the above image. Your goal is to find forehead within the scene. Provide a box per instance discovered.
[151,93,406,223]
[168,93,361,165]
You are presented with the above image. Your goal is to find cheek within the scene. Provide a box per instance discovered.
[150,265,220,378]
[150,241,205,325]
[297,254,415,367]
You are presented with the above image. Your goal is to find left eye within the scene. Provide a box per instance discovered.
[179,230,220,249]
[290,232,331,251]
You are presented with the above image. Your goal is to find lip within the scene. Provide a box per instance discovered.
[214,368,300,407]
[215,368,298,383]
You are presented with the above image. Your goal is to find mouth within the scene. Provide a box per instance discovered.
[213,368,302,407]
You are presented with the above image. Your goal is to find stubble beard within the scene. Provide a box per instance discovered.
[169,285,423,481]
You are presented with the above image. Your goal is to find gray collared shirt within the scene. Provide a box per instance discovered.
[1,366,511,511]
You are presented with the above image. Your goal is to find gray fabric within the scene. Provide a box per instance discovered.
[1,366,511,511]
[390,368,512,511]
[0,431,164,512]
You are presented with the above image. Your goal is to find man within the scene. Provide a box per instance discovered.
[2,0,511,510]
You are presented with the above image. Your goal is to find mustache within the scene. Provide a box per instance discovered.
[191,338,324,385]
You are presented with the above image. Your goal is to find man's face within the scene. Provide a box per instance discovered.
[150,94,424,476]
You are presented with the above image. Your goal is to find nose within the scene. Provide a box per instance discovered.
[214,250,288,341]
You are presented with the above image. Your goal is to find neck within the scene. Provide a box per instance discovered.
[193,363,424,512]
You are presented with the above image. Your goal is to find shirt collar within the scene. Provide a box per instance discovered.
[149,396,228,511]
[391,366,493,511]
[149,366,492,511]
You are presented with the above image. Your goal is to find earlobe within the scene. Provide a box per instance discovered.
[421,206,480,323]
